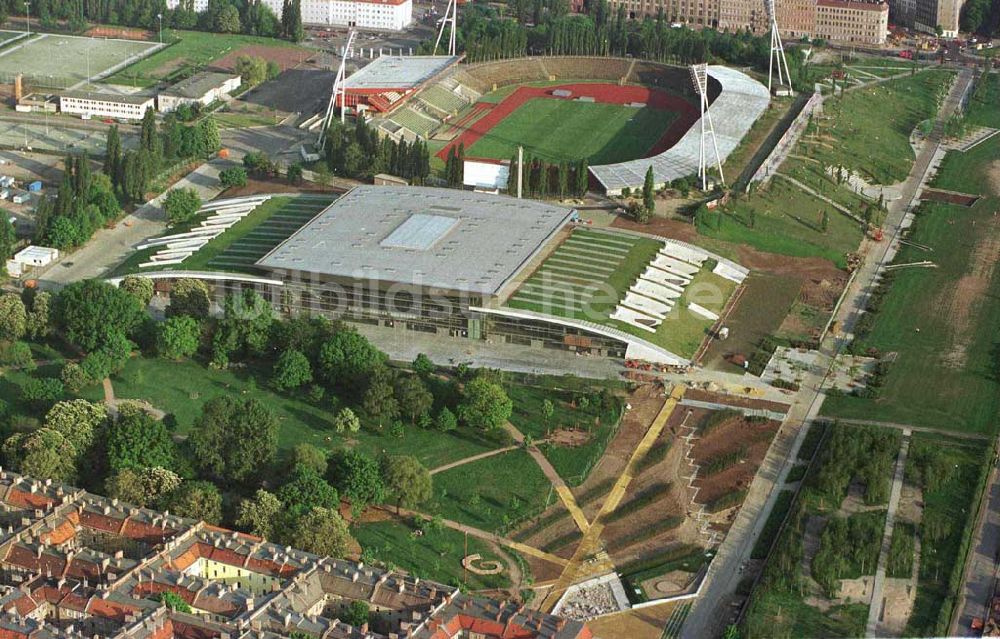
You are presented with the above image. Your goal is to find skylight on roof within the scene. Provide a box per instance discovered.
[380,214,459,251]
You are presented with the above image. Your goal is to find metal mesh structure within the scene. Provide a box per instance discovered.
[589,66,770,195]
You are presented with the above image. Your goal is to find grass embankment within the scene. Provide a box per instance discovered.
[822,137,1000,436]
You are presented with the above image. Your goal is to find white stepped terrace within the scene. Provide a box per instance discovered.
[137,195,272,269]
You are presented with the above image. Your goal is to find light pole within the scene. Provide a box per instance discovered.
[157,14,162,44]
[24,2,30,36]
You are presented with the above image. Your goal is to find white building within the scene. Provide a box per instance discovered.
[166,0,412,30]
[6,245,58,277]
[59,91,155,121]
[158,72,242,113]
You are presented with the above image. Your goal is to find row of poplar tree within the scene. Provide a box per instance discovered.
[0,0,305,41]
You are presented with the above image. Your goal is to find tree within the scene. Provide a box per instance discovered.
[0,215,14,274]
[412,353,434,377]
[215,4,241,32]
[318,331,386,389]
[234,55,269,87]
[195,117,221,157]
[363,366,399,423]
[119,275,154,307]
[345,601,370,628]
[287,163,304,185]
[156,315,201,360]
[19,376,64,409]
[434,407,458,432]
[821,210,830,233]
[155,591,191,614]
[103,125,122,178]
[190,397,278,483]
[381,455,432,511]
[289,443,328,476]
[163,187,202,225]
[457,376,512,431]
[55,280,144,351]
[0,293,27,341]
[332,407,361,434]
[106,405,175,472]
[43,399,106,454]
[394,375,433,423]
[166,278,211,319]
[235,489,283,539]
[286,507,352,556]
[277,463,339,519]
[60,362,92,393]
[3,429,77,483]
[161,481,223,524]
[328,448,385,510]
[23,290,51,341]
[271,348,312,391]
[219,166,248,188]
[642,165,655,218]
[106,467,181,508]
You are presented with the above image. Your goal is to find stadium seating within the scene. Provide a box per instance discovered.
[388,106,441,138]
[447,69,489,97]
[419,84,470,115]
[463,58,549,90]
[542,57,632,82]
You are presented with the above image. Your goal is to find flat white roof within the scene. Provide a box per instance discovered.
[343,55,460,90]
[13,245,58,261]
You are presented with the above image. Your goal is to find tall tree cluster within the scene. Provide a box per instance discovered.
[507,155,588,197]
[324,119,430,184]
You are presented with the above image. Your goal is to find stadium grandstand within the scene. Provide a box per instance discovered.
[338,54,462,115]
[115,187,748,369]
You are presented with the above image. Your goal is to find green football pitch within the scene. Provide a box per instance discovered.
[465,97,676,165]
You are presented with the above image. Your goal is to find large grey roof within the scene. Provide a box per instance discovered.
[589,65,770,193]
[344,55,460,90]
[161,71,239,99]
[255,185,574,295]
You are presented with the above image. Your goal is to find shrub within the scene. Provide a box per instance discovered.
[163,187,202,225]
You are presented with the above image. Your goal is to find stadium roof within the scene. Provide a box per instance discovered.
[589,66,770,194]
[343,55,460,90]
[255,186,574,295]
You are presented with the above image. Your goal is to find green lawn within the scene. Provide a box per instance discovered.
[104,30,305,87]
[965,73,1000,128]
[800,70,953,184]
[506,384,623,487]
[431,449,554,534]
[466,97,676,164]
[822,138,1000,435]
[904,434,990,636]
[353,518,517,591]
[103,355,507,467]
[703,179,865,268]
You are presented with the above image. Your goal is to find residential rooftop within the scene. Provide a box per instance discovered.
[256,185,575,296]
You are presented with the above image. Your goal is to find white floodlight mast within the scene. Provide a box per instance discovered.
[765,0,792,93]
[434,0,458,56]
[690,64,724,191]
[318,30,357,150]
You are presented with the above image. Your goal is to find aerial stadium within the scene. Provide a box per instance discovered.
[338,55,770,194]
[117,185,748,368]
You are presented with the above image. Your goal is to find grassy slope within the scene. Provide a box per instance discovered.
[104,355,507,467]
[965,73,1000,128]
[353,519,515,590]
[431,449,553,533]
[705,178,864,269]
[466,97,675,164]
[104,29,303,87]
[822,137,1000,435]
[506,384,622,487]
[802,69,953,184]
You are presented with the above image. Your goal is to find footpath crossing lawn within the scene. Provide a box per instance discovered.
[821,137,1000,435]
[467,97,674,164]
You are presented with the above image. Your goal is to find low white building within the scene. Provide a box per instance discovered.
[6,245,58,277]
[166,0,412,30]
[464,160,510,192]
[158,72,242,113]
[59,91,155,121]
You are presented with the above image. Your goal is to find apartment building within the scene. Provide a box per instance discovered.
[59,91,155,121]
[816,0,890,44]
[618,0,889,44]
[166,0,413,31]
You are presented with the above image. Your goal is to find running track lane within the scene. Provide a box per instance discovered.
[436,83,700,162]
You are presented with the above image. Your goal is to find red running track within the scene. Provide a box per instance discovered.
[436,83,700,162]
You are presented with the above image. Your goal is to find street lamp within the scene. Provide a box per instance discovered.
[24,2,30,36]
[157,14,163,44]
